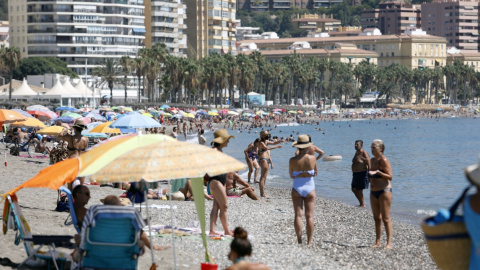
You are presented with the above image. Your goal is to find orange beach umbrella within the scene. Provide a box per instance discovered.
[0,109,27,123]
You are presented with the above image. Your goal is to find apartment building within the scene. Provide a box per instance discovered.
[238,0,342,11]
[9,0,145,76]
[185,0,236,59]
[246,29,447,69]
[0,21,8,48]
[292,14,341,33]
[361,1,421,35]
[144,0,187,57]
[421,0,479,51]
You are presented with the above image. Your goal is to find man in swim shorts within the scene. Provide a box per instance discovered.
[225,172,260,200]
[351,140,371,207]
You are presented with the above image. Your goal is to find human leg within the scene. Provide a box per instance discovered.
[253,160,260,183]
[370,193,382,247]
[246,157,254,183]
[304,191,316,245]
[242,187,260,200]
[259,159,270,198]
[209,180,232,236]
[291,189,304,244]
[379,190,393,249]
[352,188,365,207]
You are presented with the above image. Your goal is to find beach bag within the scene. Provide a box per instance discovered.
[55,191,69,212]
[421,186,472,270]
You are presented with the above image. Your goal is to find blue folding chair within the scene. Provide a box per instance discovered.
[59,186,81,233]
[78,205,145,270]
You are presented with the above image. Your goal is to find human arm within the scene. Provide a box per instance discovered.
[289,158,294,179]
[370,157,393,181]
[244,144,253,158]
[313,146,324,160]
[363,150,371,170]
[260,141,282,151]
[234,174,252,189]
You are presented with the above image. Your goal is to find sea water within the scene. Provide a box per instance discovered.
[185,117,480,224]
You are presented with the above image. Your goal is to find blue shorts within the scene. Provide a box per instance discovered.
[352,171,369,190]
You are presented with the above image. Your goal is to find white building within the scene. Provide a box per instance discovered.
[9,0,145,76]
[0,21,9,48]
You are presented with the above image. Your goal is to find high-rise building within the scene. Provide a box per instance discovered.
[361,1,421,35]
[144,0,187,57]
[9,0,145,76]
[185,0,236,59]
[421,0,479,51]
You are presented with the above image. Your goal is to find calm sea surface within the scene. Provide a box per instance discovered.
[186,117,480,224]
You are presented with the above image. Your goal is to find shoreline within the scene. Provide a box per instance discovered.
[0,154,437,269]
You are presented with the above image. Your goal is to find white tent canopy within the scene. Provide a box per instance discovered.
[12,78,38,97]
[74,79,94,97]
[43,79,71,97]
[63,79,83,97]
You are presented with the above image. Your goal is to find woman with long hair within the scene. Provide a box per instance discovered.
[258,130,283,198]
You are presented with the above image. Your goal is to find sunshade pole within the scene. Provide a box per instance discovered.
[169,179,178,270]
[142,180,156,269]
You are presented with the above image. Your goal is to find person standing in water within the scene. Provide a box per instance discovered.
[351,140,370,207]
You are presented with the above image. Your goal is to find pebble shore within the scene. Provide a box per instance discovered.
[0,154,437,270]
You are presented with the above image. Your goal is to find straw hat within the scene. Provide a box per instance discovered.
[465,154,480,187]
[211,129,235,145]
[260,130,268,138]
[100,197,131,206]
[72,119,87,130]
[292,134,313,149]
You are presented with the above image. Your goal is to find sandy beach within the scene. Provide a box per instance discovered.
[0,151,438,270]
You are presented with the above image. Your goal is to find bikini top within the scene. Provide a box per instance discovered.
[370,169,385,178]
[292,169,315,177]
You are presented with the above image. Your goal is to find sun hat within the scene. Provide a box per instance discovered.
[211,128,235,145]
[100,197,131,206]
[170,191,185,201]
[260,130,268,138]
[465,154,480,187]
[292,134,313,149]
[72,119,87,130]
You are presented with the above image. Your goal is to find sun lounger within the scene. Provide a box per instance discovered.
[78,205,145,270]
[5,194,74,270]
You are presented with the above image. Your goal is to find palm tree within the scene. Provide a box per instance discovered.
[223,53,238,107]
[236,53,256,108]
[132,56,145,103]
[271,63,288,105]
[92,58,120,105]
[1,47,22,101]
[119,56,131,104]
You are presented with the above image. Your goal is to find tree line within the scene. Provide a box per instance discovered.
[93,43,480,107]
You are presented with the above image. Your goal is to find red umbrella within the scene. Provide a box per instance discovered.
[28,110,52,119]
[281,109,287,112]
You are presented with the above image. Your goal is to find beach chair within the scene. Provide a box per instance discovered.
[5,194,74,270]
[78,205,145,270]
[59,186,81,233]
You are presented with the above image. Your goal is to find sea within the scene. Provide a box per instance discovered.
[184,116,480,225]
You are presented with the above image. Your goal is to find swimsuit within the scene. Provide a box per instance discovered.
[370,188,392,199]
[369,169,385,178]
[292,170,315,198]
[464,194,480,270]
[258,157,271,164]
[208,174,227,186]
[351,171,369,190]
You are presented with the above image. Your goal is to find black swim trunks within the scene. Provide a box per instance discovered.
[209,174,227,186]
[351,171,369,190]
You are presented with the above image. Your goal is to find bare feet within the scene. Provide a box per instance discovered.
[261,195,270,199]
[209,232,222,237]
[153,244,171,251]
[358,204,366,207]
[254,181,260,184]
[371,243,381,248]
[384,244,392,249]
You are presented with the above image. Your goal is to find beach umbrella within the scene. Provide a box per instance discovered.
[172,114,183,119]
[0,109,27,123]
[272,108,282,112]
[111,106,118,110]
[90,121,121,134]
[163,113,172,117]
[436,108,443,111]
[228,111,239,116]
[62,112,82,119]
[197,111,208,116]
[56,107,78,112]
[78,108,91,112]
[85,122,102,132]
[110,112,161,129]
[218,109,229,115]
[122,107,133,112]
[142,113,153,118]
[10,118,46,128]
[26,105,50,111]
[209,109,218,113]
[297,110,304,114]
[255,110,264,115]
[11,109,34,118]
[84,113,105,121]
[288,110,297,114]
[37,126,64,136]
[273,111,281,115]
[58,116,74,123]
[76,117,91,125]
[160,104,170,109]
[184,113,195,118]
[28,110,53,119]
[81,131,108,139]
[99,107,113,112]
[208,112,219,116]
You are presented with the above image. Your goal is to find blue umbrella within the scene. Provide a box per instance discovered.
[160,104,170,109]
[110,112,161,129]
[58,116,74,123]
[84,113,105,121]
[11,109,34,118]
[197,111,209,115]
[81,131,108,138]
[436,108,443,111]
[56,106,78,112]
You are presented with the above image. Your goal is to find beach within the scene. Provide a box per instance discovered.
[0,153,437,270]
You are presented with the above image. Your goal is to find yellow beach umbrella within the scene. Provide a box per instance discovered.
[90,121,121,134]
[11,118,46,128]
[37,126,64,135]
[142,113,153,118]
[208,112,219,116]
[90,140,246,182]
[123,107,133,112]
[184,113,195,118]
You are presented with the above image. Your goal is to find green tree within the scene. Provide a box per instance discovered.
[119,56,131,104]
[14,57,78,80]
[1,47,22,100]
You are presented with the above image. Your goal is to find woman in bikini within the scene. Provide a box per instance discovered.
[369,139,393,249]
[244,139,260,183]
[289,135,317,245]
[258,130,283,198]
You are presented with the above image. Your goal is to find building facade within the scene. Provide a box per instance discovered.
[247,30,447,69]
[238,0,343,11]
[185,0,236,59]
[9,0,145,76]
[421,0,479,51]
[361,1,421,35]
[292,14,342,33]
[145,0,187,57]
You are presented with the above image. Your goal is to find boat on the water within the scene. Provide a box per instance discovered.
[323,155,342,161]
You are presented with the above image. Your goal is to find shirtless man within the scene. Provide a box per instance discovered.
[225,172,260,200]
[73,185,90,229]
[58,119,89,190]
[351,140,371,207]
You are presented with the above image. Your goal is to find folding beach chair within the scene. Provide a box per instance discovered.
[5,194,75,270]
[60,186,81,233]
[78,205,145,270]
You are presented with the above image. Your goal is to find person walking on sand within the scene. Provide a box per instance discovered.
[369,139,393,249]
[258,130,283,198]
[59,119,88,190]
[352,140,370,207]
[289,135,317,245]
[244,139,260,183]
[207,129,235,236]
